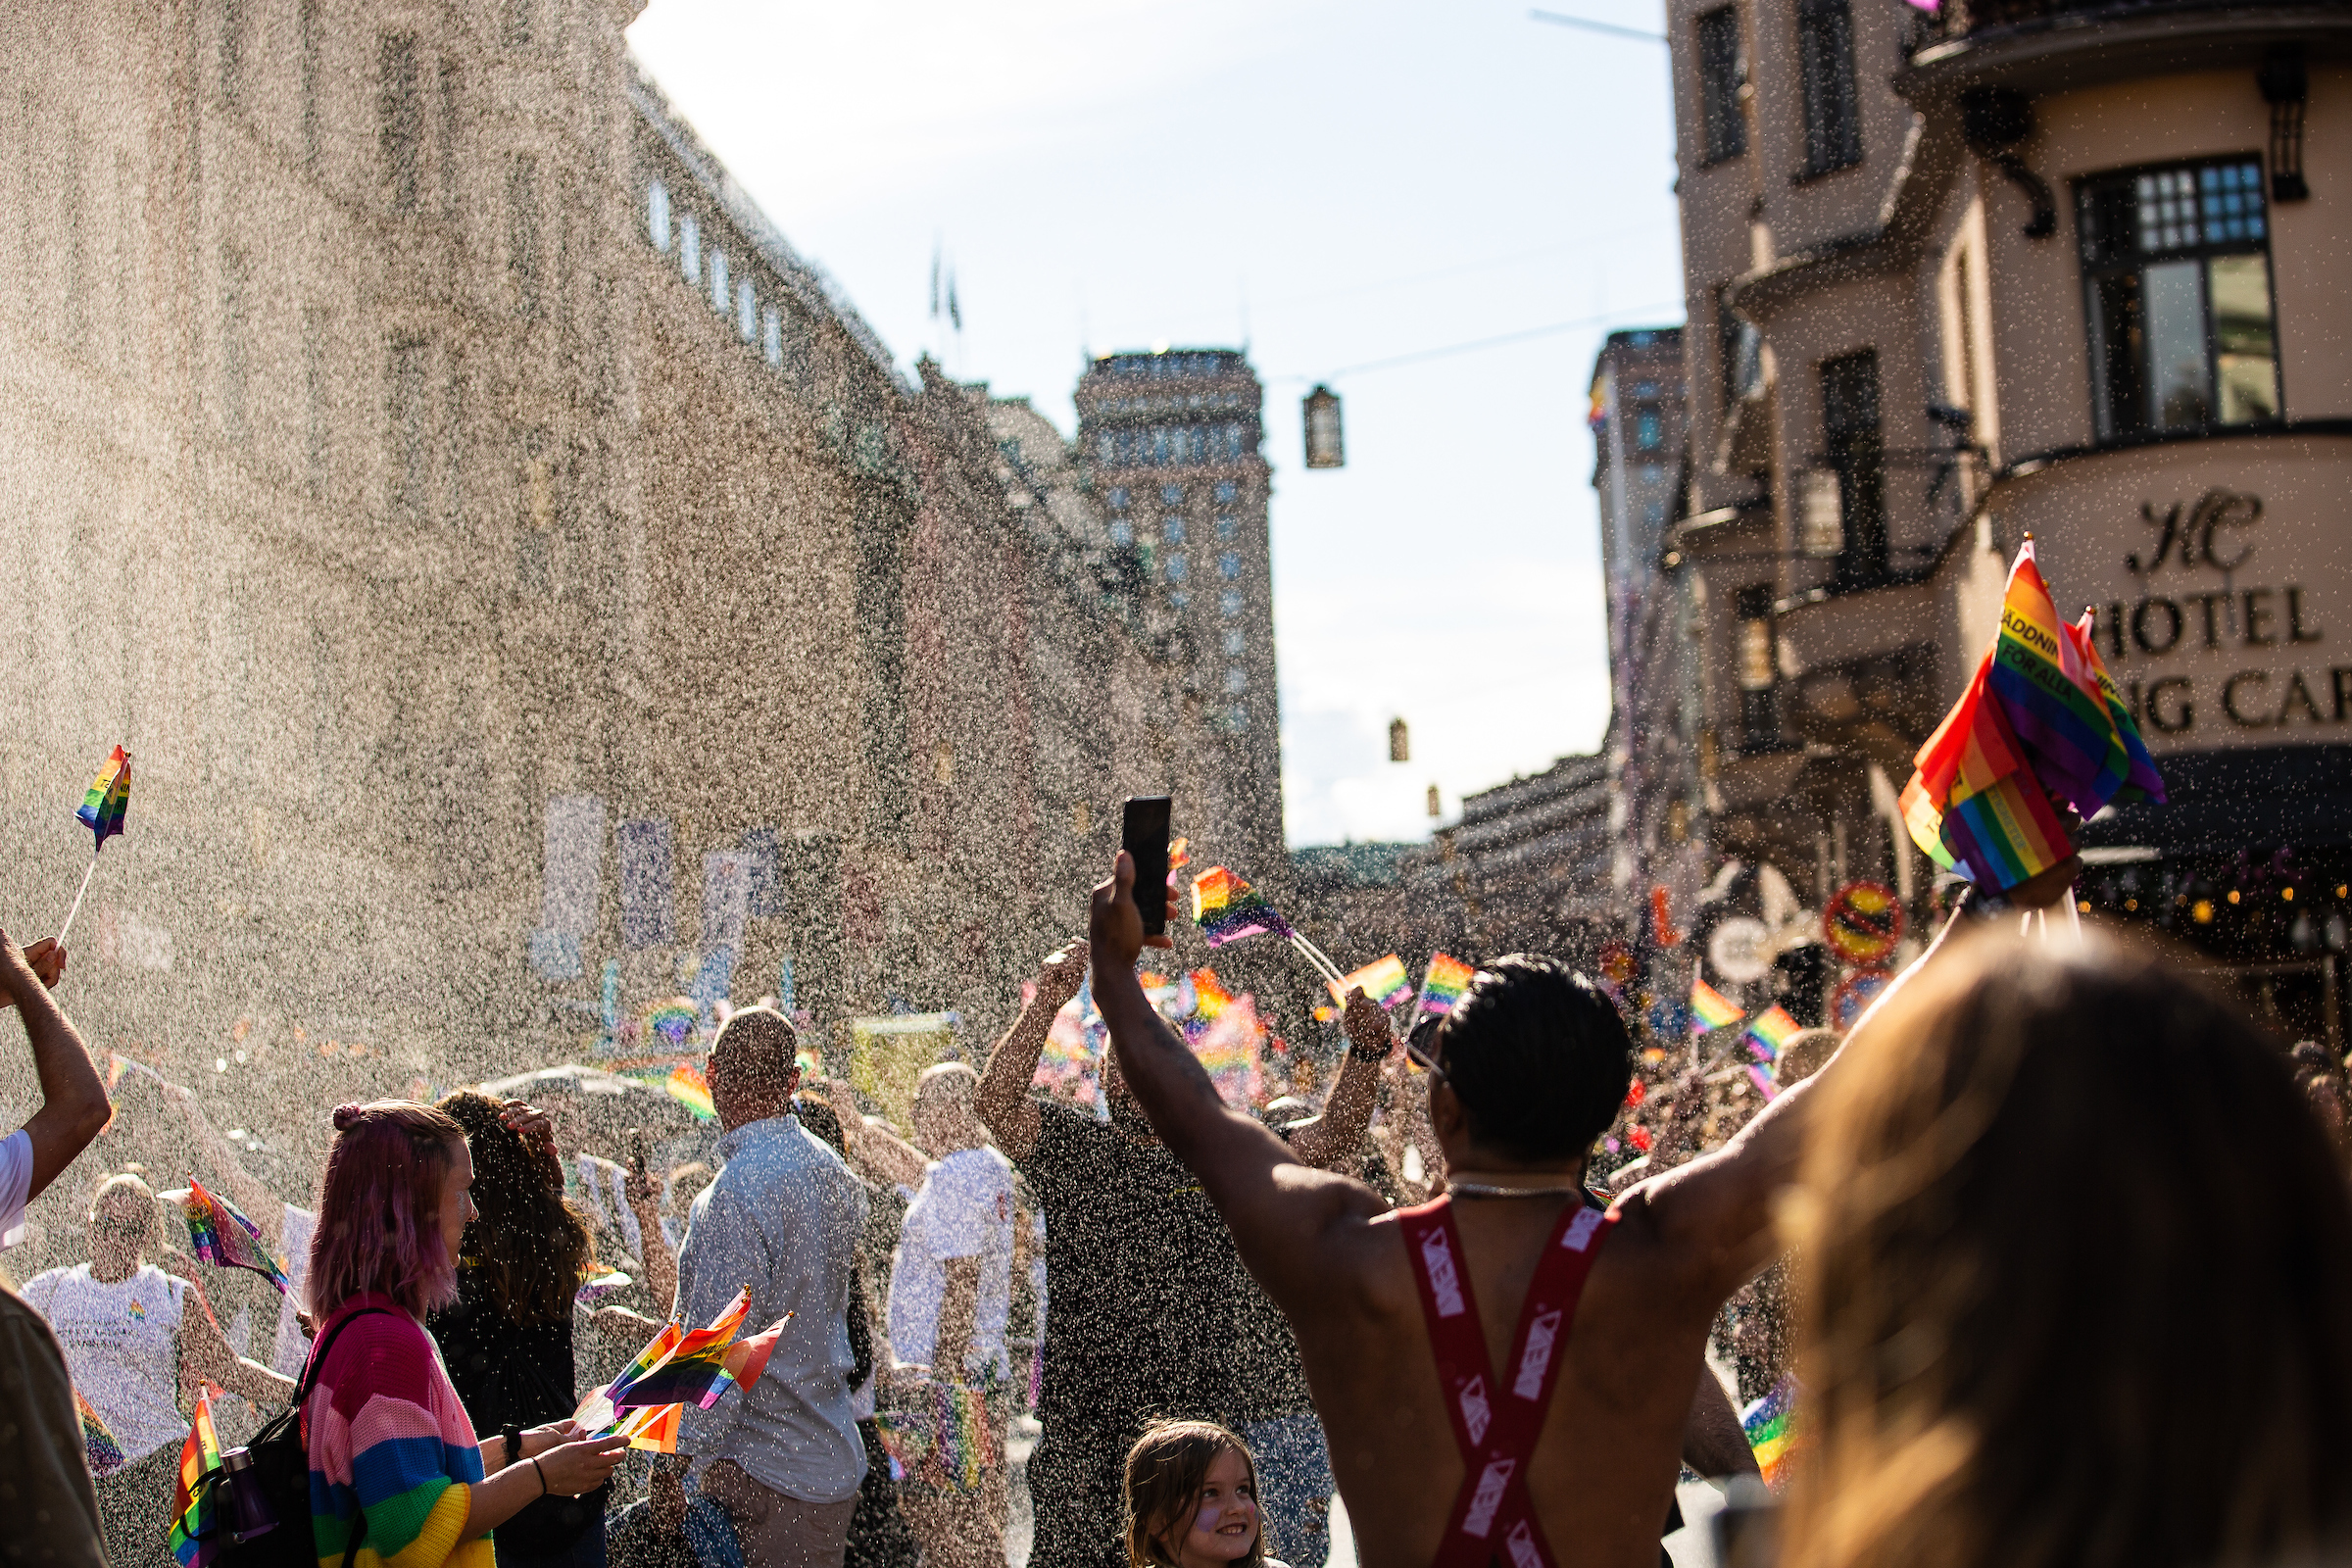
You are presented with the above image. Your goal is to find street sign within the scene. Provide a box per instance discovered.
[1823,880,1903,967]
[1829,969,1890,1033]
[1707,916,1774,982]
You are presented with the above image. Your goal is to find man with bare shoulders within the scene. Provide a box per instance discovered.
[1084,852,1984,1568]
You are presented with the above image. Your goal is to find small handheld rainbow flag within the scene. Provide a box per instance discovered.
[181,1179,291,1294]
[76,746,131,852]
[610,1401,683,1453]
[608,1290,790,1411]
[1190,867,1294,947]
[76,1389,126,1477]
[874,1380,995,1495]
[169,1383,223,1568]
[1690,979,1745,1034]
[664,1063,715,1122]
[1741,1373,1804,1491]
[1746,1065,1779,1101]
[1745,1004,1801,1063]
[1329,955,1412,1011]
[1417,954,1476,1018]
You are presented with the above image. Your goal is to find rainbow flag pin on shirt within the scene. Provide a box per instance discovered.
[1690,978,1745,1034]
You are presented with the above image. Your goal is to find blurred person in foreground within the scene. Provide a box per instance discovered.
[1780,928,2352,1568]
[303,1102,626,1568]
[429,1093,612,1568]
[1083,851,2019,1568]
[647,1008,868,1568]
[976,941,1389,1568]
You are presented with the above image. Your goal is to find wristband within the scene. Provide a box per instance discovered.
[501,1424,523,1471]
[531,1456,549,1497]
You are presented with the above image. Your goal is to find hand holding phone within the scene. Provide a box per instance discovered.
[1120,797,1172,939]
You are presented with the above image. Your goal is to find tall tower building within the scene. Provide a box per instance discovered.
[1075,349,1285,876]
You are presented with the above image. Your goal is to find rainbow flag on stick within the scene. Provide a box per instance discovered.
[607,1289,790,1411]
[1190,866,1294,947]
[1417,954,1476,1019]
[1690,979,1745,1033]
[1329,955,1412,1010]
[1745,1004,1801,1063]
[76,746,131,852]
[610,1402,683,1453]
[76,1389,125,1477]
[169,1383,223,1568]
[1741,1373,1804,1491]
[181,1179,291,1294]
[663,1063,716,1121]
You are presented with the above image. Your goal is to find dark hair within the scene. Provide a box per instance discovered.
[710,1007,799,1105]
[1436,955,1631,1162]
[308,1101,465,1319]
[1123,1420,1263,1568]
[435,1091,593,1326]
[1786,928,2352,1568]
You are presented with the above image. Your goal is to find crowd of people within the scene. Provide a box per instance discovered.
[0,837,2349,1568]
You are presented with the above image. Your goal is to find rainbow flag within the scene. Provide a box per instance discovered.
[1899,653,2076,891]
[169,1384,223,1568]
[1190,866,1293,947]
[664,1063,715,1122]
[1690,979,1745,1033]
[644,999,700,1050]
[1189,968,1235,1023]
[2064,606,2166,807]
[1987,540,2164,819]
[1741,1373,1803,1490]
[610,1402,682,1453]
[874,1380,995,1495]
[1418,953,1476,1018]
[181,1179,290,1294]
[1168,836,1190,872]
[1192,989,1265,1108]
[1745,1004,1801,1063]
[609,1289,787,1410]
[76,746,131,852]
[1329,954,1412,1010]
[1746,1065,1779,1101]
[76,1389,125,1477]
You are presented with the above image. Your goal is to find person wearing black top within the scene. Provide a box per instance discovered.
[429,1092,612,1568]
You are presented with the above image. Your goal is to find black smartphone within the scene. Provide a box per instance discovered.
[1121,796,1173,938]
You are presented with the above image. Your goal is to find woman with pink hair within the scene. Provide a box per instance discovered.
[302,1102,625,1568]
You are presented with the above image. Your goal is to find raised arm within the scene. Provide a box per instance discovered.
[177,1276,297,1408]
[973,941,1088,1163]
[162,1082,290,1247]
[1090,857,1385,1310]
[818,1080,931,1192]
[1283,989,1388,1172]
[0,925,109,1203]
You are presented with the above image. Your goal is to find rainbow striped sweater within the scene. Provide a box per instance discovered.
[303,1295,493,1568]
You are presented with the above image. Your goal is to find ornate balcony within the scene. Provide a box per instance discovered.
[1903,1,2351,95]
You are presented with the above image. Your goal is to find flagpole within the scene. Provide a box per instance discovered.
[55,857,97,945]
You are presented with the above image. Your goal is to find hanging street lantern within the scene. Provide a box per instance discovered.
[1390,716,1410,762]
[1303,384,1345,468]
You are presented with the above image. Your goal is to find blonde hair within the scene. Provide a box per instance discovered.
[1123,1420,1264,1568]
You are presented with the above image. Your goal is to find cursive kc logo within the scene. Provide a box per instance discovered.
[2128,490,2260,576]
[1421,1228,1467,1317]
[1458,1373,1493,1445]
[1514,1309,1562,1400]
[1464,1458,1516,1538]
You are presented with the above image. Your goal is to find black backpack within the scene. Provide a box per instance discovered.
[192,1307,386,1568]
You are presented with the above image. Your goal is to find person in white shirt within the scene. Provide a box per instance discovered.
[157,1081,318,1377]
[834,1063,1016,1568]
[0,923,111,1250]
[24,1174,295,1568]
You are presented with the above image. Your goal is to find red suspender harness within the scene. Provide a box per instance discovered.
[1396,1194,1618,1568]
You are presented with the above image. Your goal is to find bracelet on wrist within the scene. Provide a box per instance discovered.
[531,1455,549,1497]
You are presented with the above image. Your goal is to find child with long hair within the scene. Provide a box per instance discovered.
[304,1101,626,1568]
[1123,1420,1284,1568]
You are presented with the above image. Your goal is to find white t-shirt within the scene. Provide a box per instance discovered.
[886,1147,1014,1378]
[23,1262,190,1463]
[0,1129,30,1249]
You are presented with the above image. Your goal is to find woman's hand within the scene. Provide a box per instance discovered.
[498,1100,556,1148]
[529,1434,629,1497]
[518,1420,585,1460]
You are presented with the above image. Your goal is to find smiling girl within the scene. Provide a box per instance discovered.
[1123,1420,1288,1568]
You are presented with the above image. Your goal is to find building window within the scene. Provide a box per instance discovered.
[1696,6,1746,165]
[1171,592,1190,612]
[1634,408,1664,450]
[378,32,423,215]
[1216,514,1238,540]
[1735,585,1781,751]
[761,305,783,366]
[1218,551,1242,580]
[1166,556,1190,583]
[737,277,757,342]
[648,179,672,253]
[678,213,701,285]
[1163,517,1186,545]
[1718,294,1763,406]
[1160,484,1184,505]
[1795,0,1861,176]
[1215,480,1237,502]
[709,249,729,315]
[1821,350,1887,586]
[1109,487,1131,510]
[1221,590,1244,617]
[1109,519,1134,546]
[1224,667,1248,694]
[1223,629,1246,656]
[1227,705,1250,731]
[2080,159,2279,438]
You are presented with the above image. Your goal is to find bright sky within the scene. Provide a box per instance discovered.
[627,0,1686,848]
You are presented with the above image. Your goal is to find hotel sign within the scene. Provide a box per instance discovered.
[2088,490,2341,738]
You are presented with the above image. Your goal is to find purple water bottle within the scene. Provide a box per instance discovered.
[218,1447,279,1544]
